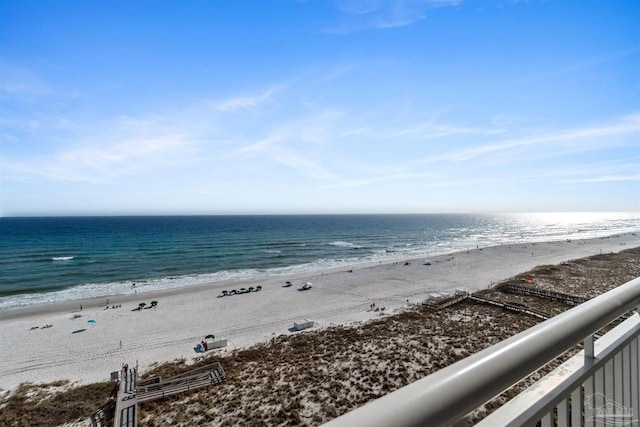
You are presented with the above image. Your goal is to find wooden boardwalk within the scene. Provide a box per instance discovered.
[496,283,587,306]
[422,293,469,310]
[113,367,138,427]
[422,291,551,321]
[137,362,225,403]
[468,295,550,320]
[111,362,225,427]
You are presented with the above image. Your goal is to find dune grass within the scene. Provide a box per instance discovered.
[0,380,115,427]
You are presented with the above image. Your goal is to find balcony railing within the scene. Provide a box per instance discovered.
[323,277,640,427]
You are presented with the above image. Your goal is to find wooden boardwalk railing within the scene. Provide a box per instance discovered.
[496,283,588,306]
[90,399,115,426]
[111,362,225,427]
[422,292,551,321]
[136,362,225,404]
[468,295,550,320]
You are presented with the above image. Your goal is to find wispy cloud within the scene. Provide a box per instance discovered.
[560,174,640,183]
[3,70,638,205]
[318,170,434,189]
[237,134,340,181]
[0,64,53,100]
[416,114,640,165]
[511,46,640,86]
[216,86,282,112]
[384,123,505,140]
[539,159,640,185]
[325,0,461,33]
[1,84,292,184]
[1,114,200,183]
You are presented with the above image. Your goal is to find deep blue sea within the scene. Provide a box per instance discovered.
[0,213,638,310]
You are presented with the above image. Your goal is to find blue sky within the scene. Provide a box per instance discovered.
[1,0,638,216]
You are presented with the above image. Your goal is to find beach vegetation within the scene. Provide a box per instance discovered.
[0,380,114,427]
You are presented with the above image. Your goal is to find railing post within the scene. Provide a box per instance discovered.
[584,334,594,359]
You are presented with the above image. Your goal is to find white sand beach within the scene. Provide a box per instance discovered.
[1,233,638,393]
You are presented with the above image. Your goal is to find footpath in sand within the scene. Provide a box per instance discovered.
[0,233,638,392]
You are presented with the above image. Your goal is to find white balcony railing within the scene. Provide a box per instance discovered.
[323,277,640,427]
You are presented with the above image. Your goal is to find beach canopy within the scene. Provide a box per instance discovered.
[87,319,96,323]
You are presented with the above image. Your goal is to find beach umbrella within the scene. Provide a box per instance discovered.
[150,300,158,307]
[205,334,215,339]
[87,319,96,323]
[139,302,147,309]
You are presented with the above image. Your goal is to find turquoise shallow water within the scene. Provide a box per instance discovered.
[0,213,638,309]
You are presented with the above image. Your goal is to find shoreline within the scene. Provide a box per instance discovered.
[1,233,637,322]
[3,225,639,314]
[0,232,638,392]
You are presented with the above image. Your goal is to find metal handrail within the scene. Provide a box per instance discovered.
[322,277,640,427]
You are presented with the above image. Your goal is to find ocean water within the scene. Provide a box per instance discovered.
[0,213,638,310]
